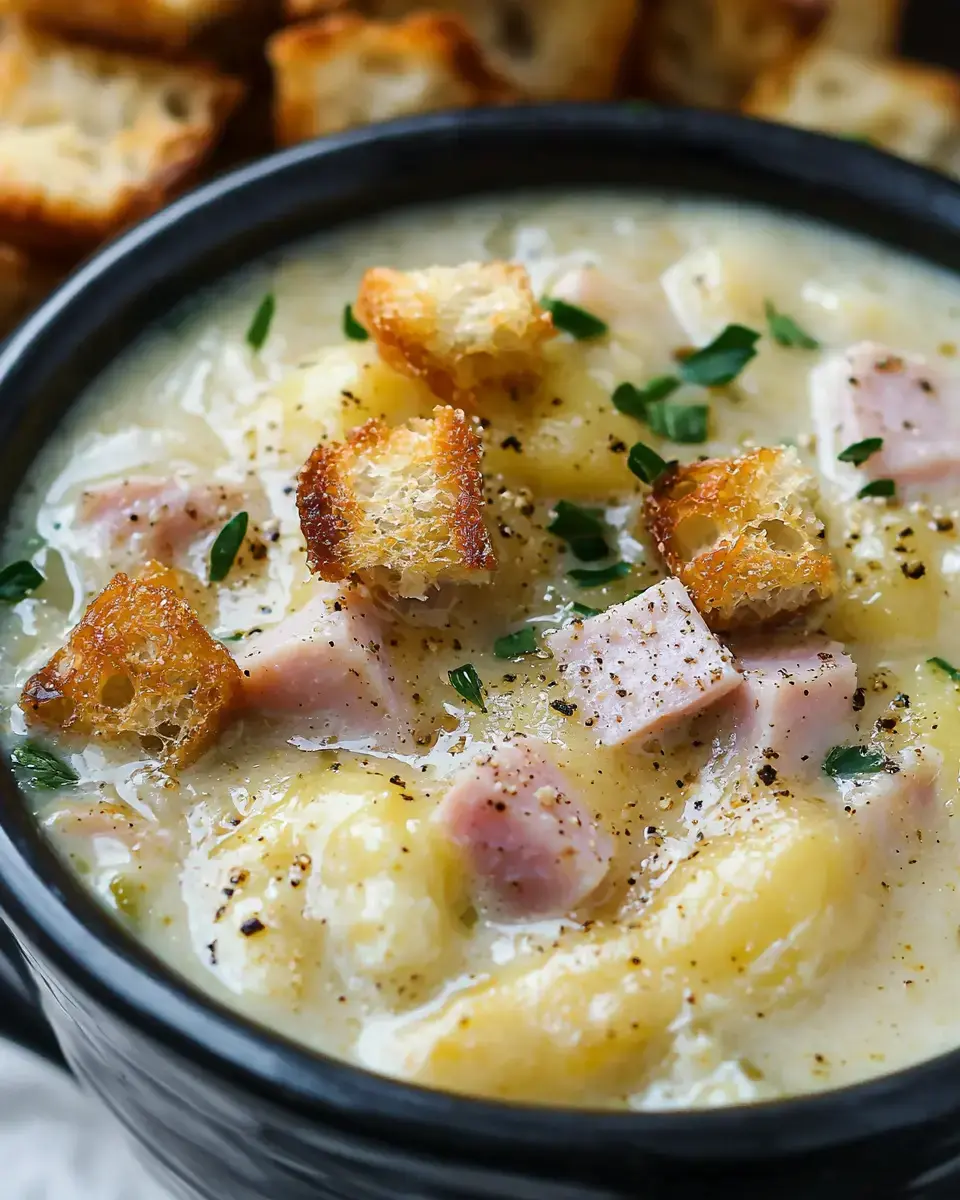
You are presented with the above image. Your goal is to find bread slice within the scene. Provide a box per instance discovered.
[268,12,512,145]
[297,404,496,599]
[644,446,837,632]
[355,260,555,404]
[0,0,255,49]
[0,22,243,252]
[744,43,960,165]
[20,572,244,768]
[821,0,904,55]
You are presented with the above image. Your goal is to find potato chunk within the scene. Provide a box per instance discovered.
[644,446,837,631]
[20,572,243,768]
[355,261,555,404]
[297,404,496,598]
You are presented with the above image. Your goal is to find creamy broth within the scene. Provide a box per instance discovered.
[4,192,960,1110]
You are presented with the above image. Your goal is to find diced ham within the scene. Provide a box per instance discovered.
[811,342,960,495]
[838,747,940,854]
[436,739,613,920]
[551,266,655,339]
[545,577,742,749]
[727,636,858,779]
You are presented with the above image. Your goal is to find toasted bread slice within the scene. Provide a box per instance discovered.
[0,0,256,49]
[744,43,960,164]
[268,12,512,145]
[20,572,244,768]
[355,260,554,404]
[822,0,904,54]
[644,446,837,631]
[297,404,496,598]
[0,22,243,252]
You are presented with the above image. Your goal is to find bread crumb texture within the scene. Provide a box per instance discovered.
[0,0,252,48]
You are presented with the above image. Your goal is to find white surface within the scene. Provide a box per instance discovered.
[0,1039,173,1200]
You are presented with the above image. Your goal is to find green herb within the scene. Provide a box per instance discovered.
[764,301,820,350]
[569,562,631,588]
[547,500,609,561]
[628,441,675,486]
[209,512,249,583]
[109,875,141,921]
[494,627,538,658]
[838,437,883,466]
[679,324,761,387]
[541,296,608,340]
[343,303,369,341]
[612,375,679,419]
[822,744,887,778]
[646,401,709,444]
[246,293,275,351]
[11,740,78,791]
[928,656,960,682]
[448,664,486,711]
[219,632,246,643]
[857,478,896,500]
[0,561,44,603]
[844,132,875,146]
[570,602,602,619]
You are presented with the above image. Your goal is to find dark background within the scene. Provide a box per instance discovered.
[901,0,960,70]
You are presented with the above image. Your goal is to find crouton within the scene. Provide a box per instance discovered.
[283,0,637,100]
[0,0,254,49]
[644,446,837,631]
[0,22,243,252]
[297,404,496,599]
[268,12,512,145]
[638,0,827,109]
[20,572,244,768]
[355,260,554,404]
[744,43,960,165]
[822,0,904,55]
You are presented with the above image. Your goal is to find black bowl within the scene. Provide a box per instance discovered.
[3,107,960,1200]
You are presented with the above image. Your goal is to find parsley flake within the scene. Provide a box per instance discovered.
[0,561,44,603]
[547,500,609,561]
[646,400,709,444]
[246,294,275,352]
[928,656,960,682]
[448,664,486,711]
[823,744,887,778]
[764,301,820,350]
[628,441,675,486]
[612,375,679,418]
[11,740,78,791]
[343,303,369,341]
[541,297,608,340]
[838,437,883,466]
[570,602,602,619]
[679,324,760,387]
[857,478,896,500]
[569,562,631,588]
[494,627,538,659]
[209,512,249,583]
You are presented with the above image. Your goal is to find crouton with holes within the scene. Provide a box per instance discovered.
[268,13,512,146]
[355,261,554,404]
[644,446,837,632]
[20,572,244,768]
[744,44,960,165]
[0,0,257,49]
[297,404,496,599]
[0,22,243,252]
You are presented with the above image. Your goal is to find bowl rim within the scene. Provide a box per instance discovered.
[3,103,960,1170]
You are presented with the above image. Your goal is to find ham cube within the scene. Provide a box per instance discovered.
[727,637,858,778]
[545,577,742,748]
[436,739,613,920]
[840,747,940,854]
[811,342,960,495]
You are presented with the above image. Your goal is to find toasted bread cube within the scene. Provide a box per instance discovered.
[744,44,960,165]
[20,572,244,768]
[0,0,256,48]
[0,23,243,252]
[644,446,837,632]
[268,12,512,145]
[355,260,554,404]
[297,404,496,599]
[822,0,904,55]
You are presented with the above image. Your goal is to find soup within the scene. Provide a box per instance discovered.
[4,193,960,1110]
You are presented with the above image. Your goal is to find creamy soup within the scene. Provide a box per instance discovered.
[4,193,960,1111]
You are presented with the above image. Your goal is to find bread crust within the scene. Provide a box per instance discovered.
[1,0,251,48]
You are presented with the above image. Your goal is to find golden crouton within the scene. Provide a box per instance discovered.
[644,446,837,632]
[744,44,960,165]
[267,12,512,146]
[283,0,637,100]
[20,572,244,768]
[355,260,554,404]
[0,0,254,48]
[297,404,496,599]
[822,0,904,55]
[638,0,827,109]
[0,22,243,252]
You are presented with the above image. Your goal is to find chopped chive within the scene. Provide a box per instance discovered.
[209,512,249,584]
[612,375,680,419]
[569,561,631,588]
[547,500,609,561]
[246,294,275,352]
[822,744,887,778]
[11,740,78,791]
[646,401,709,444]
[764,300,820,350]
[679,324,761,387]
[0,560,44,603]
[343,303,369,341]
[857,478,896,500]
[628,441,675,486]
[928,656,960,682]
[448,663,486,711]
[541,296,608,340]
[838,437,883,466]
[493,627,538,659]
[570,602,602,619]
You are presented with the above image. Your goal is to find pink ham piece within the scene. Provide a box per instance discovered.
[811,342,960,495]
[839,747,940,854]
[545,577,742,748]
[728,636,858,779]
[436,739,613,920]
